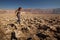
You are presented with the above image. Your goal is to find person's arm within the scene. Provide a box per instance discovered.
[15,10,18,16]
[15,10,17,14]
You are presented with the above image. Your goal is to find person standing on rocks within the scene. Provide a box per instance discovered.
[15,7,22,24]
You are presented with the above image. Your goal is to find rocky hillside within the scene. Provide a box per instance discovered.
[0,13,60,40]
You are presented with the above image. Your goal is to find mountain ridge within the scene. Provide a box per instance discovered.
[0,8,60,14]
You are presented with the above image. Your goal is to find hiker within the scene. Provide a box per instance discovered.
[11,31,17,40]
[15,7,22,24]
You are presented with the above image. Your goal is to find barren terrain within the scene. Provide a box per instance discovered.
[0,11,60,40]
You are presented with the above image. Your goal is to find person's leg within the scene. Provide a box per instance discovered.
[18,16,20,24]
[16,13,20,24]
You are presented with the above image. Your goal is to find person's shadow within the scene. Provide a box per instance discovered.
[11,31,17,40]
[7,23,17,29]
[7,23,17,40]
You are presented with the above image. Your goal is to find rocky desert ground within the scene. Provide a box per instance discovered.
[0,10,60,40]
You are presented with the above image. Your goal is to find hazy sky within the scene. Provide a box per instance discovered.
[0,0,60,9]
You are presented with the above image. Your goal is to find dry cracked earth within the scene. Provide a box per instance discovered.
[0,13,60,40]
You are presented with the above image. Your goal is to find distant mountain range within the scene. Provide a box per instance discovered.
[0,8,60,14]
[23,8,60,14]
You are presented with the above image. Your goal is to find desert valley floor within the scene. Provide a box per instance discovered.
[0,13,60,40]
